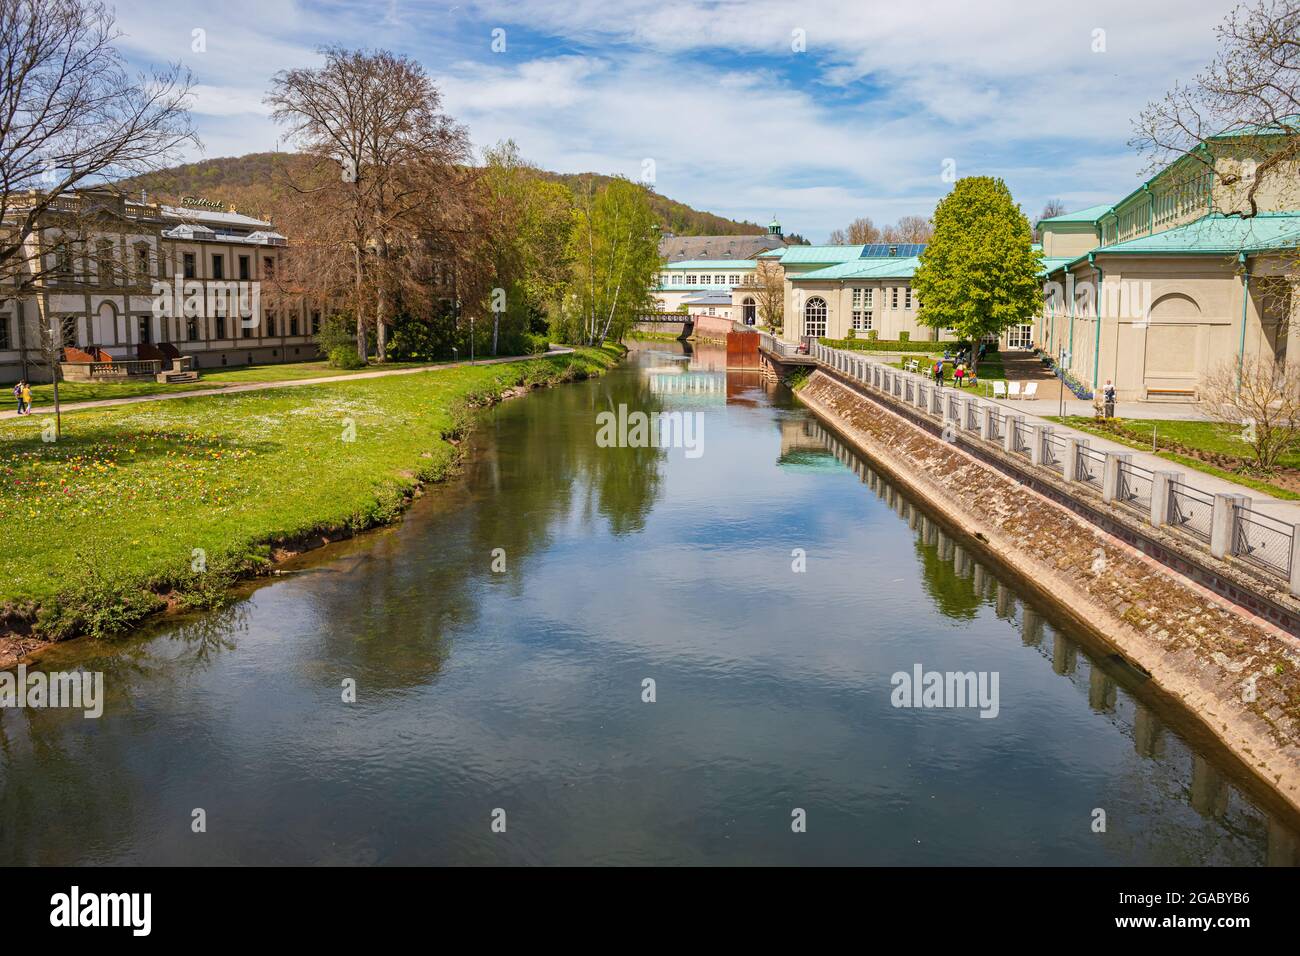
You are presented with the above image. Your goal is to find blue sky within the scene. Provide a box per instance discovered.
[112,0,1233,240]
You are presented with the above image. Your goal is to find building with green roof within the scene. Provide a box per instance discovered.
[1034,119,1300,401]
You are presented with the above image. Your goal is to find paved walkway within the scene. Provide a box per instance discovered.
[0,348,574,421]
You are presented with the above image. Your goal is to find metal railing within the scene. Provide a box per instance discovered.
[1116,461,1154,514]
[1167,480,1214,543]
[811,344,1299,592]
[1233,505,1294,578]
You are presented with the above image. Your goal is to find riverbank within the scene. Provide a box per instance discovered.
[796,369,1300,814]
[0,344,623,663]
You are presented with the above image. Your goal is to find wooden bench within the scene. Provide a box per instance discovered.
[1145,387,1197,402]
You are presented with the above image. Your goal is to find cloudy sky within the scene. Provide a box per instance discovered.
[112,0,1233,240]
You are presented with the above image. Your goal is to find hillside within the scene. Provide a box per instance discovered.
[116,152,771,237]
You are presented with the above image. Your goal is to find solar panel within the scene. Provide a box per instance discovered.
[858,243,927,258]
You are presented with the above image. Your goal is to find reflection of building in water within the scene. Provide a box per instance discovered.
[793,411,1300,861]
[644,367,726,399]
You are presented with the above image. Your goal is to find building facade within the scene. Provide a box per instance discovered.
[1036,124,1300,401]
[0,189,325,383]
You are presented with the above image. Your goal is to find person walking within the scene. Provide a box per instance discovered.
[955,363,965,388]
[18,381,32,416]
[11,381,22,415]
[1103,379,1116,419]
[933,360,943,386]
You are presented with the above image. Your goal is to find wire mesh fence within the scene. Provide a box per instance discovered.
[1116,461,1154,514]
[1077,447,1105,489]
[1167,480,1214,543]
[1233,505,1294,578]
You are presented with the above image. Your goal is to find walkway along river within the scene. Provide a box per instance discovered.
[0,342,1297,864]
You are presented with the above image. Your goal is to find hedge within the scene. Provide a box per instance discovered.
[818,337,942,353]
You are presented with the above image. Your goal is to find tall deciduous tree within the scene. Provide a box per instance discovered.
[911,177,1042,374]
[753,259,785,331]
[266,47,469,362]
[0,0,196,290]
[474,141,571,355]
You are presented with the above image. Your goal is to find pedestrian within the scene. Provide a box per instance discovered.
[1103,379,1116,419]
[955,363,965,388]
[11,381,21,415]
[933,360,943,385]
[19,381,32,416]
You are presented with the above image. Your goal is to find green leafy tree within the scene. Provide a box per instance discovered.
[911,177,1042,374]
[555,178,659,346]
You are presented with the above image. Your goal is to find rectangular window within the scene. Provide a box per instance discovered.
[263,256,275,279]
[905,287,912,309]
[730,274,739,284]
[266,311,277,336]
[865,288,873,307]
[186,318,199,342]
[242,319,252,339]
[686,274,697,285]
[0,313,9,349]
[212,255,225,280]
[290,316,300,336]
[889,287,897,309]
[851,310,864,330]
[311,311,321,335]
[215,315,227,339]
[138,316,150,344]
[60,316,78,346]
[707,306,716,316]
[864,310,873,330]
[238,255,251,281]
[136,246,150,278]
[183,253,196,279]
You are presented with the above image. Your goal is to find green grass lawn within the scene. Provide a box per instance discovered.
[17,358,465,406]
[1051,415,1300,500]
[0,345,621,636]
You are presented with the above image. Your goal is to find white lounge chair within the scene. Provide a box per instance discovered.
[1007,381,1021,400]
[1022,382,1038,400]
[992,381,1007,399]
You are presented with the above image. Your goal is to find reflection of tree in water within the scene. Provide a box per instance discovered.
[297,362,666,691]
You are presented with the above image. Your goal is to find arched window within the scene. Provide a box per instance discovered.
[803,296,827,338]
[742,297,756,325]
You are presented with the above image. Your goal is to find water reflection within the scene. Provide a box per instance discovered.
[0,346,1297,865]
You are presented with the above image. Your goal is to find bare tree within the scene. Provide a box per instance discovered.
[1201,356,1300,471]
[828,217,881,245]
[883,215,934,243]
[0,0,195,293]
[753,259,785,331]
[266,47,469,362]
[1132,0,1299,217]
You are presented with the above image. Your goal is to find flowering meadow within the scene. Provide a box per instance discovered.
[0,347,619,615]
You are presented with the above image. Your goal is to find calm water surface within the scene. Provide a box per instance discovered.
[2,342,1298,865]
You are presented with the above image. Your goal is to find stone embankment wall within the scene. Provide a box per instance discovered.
[798,369,1300,812]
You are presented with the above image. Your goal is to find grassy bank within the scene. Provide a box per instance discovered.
[0,344,622,642]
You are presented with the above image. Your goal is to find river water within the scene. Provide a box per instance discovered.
[2,342,1297,865]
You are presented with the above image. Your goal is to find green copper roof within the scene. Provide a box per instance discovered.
[1038,257,1075,275]
[779,245,868,264]
[790,256,921,281]
[662,259,758,270]
[1091,212,1300,256]
[1036,204,1112,227]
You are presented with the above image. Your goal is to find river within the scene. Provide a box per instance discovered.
[1,341,1297,865]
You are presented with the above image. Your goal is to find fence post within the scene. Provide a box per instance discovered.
[917,381,929,412]
[1030,424,1051,466]
[964,396,980,433]
[1210,493,1249,559]
[1150,471,1181,527]
[979,405,994,442]
[1062,438,1083,484]
[1102,452,1130,503]
[1289,526,1300,597]
[1002,413,1022,455]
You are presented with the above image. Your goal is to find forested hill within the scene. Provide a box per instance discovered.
[116,152,770,237]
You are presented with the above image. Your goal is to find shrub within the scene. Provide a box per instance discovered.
[819,337,936,353]
[329,346,366,370]
[899,330,910,342]
[867,329,878,341]
[315,312,355,355]
[845,328,856,340]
